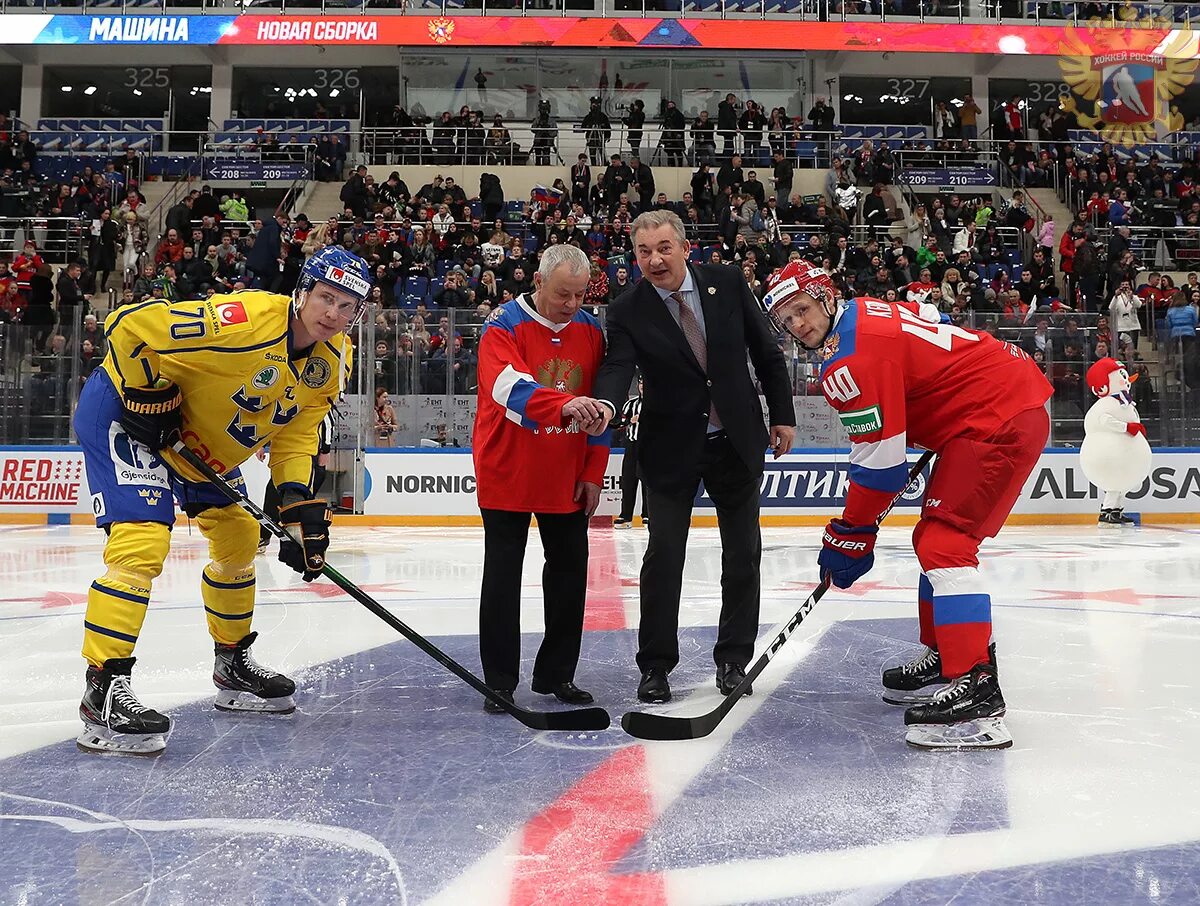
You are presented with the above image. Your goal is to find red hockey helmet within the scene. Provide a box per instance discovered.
[762,260,840,348]
[1087,357,1130,397]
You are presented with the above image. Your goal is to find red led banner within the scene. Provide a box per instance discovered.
[221,18,1200,57]
[5,13,1197,55]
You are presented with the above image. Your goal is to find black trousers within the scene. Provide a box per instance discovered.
[479,507,589,691]
[638,432,762,674]
[619,438,648,521]
[259,480,281,545]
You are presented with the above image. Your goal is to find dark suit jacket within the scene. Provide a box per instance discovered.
[594,263,794,496]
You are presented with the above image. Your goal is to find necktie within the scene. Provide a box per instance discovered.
[671,291,721,429]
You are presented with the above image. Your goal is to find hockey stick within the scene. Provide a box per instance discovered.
[620,450,935,742]
[172,442,611,733]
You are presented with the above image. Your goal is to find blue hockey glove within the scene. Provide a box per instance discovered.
[818,519,878,589]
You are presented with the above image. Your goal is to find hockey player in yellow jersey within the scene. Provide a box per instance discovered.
[73,246,371,755]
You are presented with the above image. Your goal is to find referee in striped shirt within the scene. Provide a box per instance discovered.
[614,374,648,528]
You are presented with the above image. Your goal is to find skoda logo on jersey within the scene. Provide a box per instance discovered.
[302,357,332,389]
[252,365,280,390]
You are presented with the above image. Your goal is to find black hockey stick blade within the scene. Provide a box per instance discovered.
[171,442,611,733]
[620,451,935,742]
[621,581,828,741]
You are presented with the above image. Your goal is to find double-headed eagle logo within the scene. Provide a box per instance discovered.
[1058,30,1197,147]
[428,18,455,44]
[537,358,584,394]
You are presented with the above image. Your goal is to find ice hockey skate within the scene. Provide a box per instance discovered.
[213,631,297,714]
[903,662,1012,750]
[882,642,997,705]
[77,657,171,756]
[1099,508,1136,527]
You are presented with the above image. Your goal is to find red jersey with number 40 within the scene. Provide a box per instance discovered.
[819,298,1052,525]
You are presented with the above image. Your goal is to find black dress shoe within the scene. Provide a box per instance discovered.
[531,679,594,705]
[483,688,515,714]
[716,663,752,697]
[637,669,672,703]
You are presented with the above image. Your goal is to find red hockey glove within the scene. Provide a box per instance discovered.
[1125,422,1146,438]
[818,519,878,589]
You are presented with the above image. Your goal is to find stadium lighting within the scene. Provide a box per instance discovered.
[329,88,340,98]
[60,86,72,92]
[133,89,143,97]
[84,86,97,96]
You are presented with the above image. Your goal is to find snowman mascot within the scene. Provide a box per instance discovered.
[1080,357,1152,526]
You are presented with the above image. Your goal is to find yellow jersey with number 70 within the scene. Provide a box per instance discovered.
[100,291,352,494]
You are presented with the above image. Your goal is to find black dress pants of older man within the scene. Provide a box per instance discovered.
[478,508,589,693]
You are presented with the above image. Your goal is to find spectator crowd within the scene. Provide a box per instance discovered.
[3,90,1200,443]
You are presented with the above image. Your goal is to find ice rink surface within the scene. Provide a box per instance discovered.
[1,521,1198,905]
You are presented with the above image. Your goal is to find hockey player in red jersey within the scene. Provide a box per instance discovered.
[762,260,1052,749]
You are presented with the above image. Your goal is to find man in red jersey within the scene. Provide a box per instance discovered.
[762,260,1052,750]
[473,244,610,714]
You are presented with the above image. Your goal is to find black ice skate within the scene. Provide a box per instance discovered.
[77,657,171,756]
[903,661,1012,750]
[1099,508,1136,527]
[882,643,996,705]
[213,631,296,714]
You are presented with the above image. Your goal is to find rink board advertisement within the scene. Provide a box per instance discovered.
[0,448,89,514]
[0,16,1196,58]
[3,446,1199,519]
[0,447,270,517]
[361,448,1200,519]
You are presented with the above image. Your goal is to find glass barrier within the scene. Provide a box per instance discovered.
[4,279,1199,496]
[1,217,95,267]
[0,312,85,445]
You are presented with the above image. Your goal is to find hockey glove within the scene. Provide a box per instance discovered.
[121,382,183,451]
[278,499,332,582]
[1125,422,1147,438]
[818,519,878,589]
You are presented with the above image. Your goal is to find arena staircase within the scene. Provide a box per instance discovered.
[1027,188,1071,258]
[293,181,346,221]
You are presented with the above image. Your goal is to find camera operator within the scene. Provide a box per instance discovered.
[531,100,557,166]
[807,97,836,135]
[622,99,646,158]
[717,93,740,162]
[1144,186,1179,260]
[10,130,36,172]
[661,100,686,168]
[581,97,611,166]
[739,100,768,166]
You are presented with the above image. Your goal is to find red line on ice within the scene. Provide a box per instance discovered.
[509,745,665,906]
[584,527,628,631]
